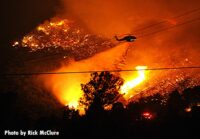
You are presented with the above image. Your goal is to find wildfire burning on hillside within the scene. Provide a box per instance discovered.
[13,18,110,51]
[12,18,114,61]
[13,15,200,112]
[11,0,200,113]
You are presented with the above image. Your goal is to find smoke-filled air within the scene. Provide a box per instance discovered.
[12,0,200,112]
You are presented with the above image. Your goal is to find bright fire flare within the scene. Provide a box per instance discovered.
[67,101,79,109]
[120,66,148,95]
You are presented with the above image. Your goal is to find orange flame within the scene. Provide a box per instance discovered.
[40,43,130,113]
[120,66,148,96]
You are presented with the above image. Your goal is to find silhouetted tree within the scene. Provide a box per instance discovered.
[166,90,185,118]
[182,86,200,106]
[110,102,127,127]
[63,106,79,120]
[80,72,124,117]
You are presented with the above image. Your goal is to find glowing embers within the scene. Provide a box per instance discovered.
[185,107,192,113]
[120,66,148,95]
[12,41,19,47]
[12,18,84,51]
[142,112,154,120]
[185,103,200,113]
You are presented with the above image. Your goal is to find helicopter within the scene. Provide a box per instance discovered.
[115,35,137,42]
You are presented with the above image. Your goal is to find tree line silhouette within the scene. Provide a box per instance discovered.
[0,71,200,138]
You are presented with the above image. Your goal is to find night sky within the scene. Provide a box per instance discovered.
[0,0,60,44]
[0,0,60,74]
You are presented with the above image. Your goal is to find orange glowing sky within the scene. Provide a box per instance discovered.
[13,0,200,110]
[41,43,136,108]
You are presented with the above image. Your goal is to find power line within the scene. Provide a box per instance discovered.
[133,7,200,33]
[26,8,200,63]
[14,7,200,65]
[138,17,200,38]
[1,66,200,76]
[6,15,200,76]
[120,17,200,66]
[18,13,200,66]
[29,15,199,63]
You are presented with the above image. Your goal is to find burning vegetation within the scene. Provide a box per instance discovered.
[2,0,200,138]
[12,18,152,111]
[11,14,200,114]
[12,18,114,60]
[13,18,108,51]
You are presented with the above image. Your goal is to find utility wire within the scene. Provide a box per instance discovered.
[4,7,200,76]
[15,7,200,64]
[122,7,200,35]
[138,17,200,38]
[19,15,200,65]
[1,66,200,76]
[5,17,200,76]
